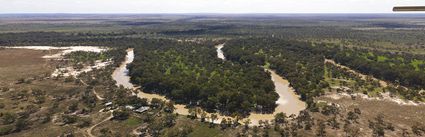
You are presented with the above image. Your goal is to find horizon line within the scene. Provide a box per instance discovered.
[1,12,425,15]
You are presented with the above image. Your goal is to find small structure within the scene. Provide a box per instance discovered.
[125,105,135,110]
[104,102,113,107]
[134,106,149,113]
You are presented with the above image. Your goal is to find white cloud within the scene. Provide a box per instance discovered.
[0,0,424,13]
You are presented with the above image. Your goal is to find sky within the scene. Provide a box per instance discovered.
[0,0,424,13]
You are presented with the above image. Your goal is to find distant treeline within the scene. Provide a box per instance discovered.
[0,32,155,46]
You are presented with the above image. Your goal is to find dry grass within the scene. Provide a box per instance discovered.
[0,49,96,137]
[317,95,425,136]
[0,49,57,84]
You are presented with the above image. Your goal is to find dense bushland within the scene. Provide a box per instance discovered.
[223,38,329,106]
[326,48,425,89]
[128,39,278,116]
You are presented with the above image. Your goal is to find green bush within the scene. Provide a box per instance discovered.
[62,115,78,124]
[1,112,16,125]
[112,110,130,120]
[0,125,14,135]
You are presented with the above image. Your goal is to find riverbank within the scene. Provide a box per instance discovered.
[216,44,306,125]
[111,46,307,126]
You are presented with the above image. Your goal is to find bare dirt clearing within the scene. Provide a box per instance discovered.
[0,49,56,84]
[318,94,425,136]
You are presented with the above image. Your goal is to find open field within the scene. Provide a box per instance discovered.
[0,48,122,136]
[0,49,83,136]
[0,49,56,84]
[318,94,425,136]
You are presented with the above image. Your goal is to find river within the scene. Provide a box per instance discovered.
[111,49,135,89]
[246,69,306,125]
[111,49,190,116]
[216,44,306,125]
[112,45,306,126]
[111,48,235,124]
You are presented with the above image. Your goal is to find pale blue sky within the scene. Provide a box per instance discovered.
[0,0,424,13]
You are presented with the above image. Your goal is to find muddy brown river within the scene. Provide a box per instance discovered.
[112,45,306,125]
[216,44,306,125]
[111,49,191,116]
[112,49,135,89]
